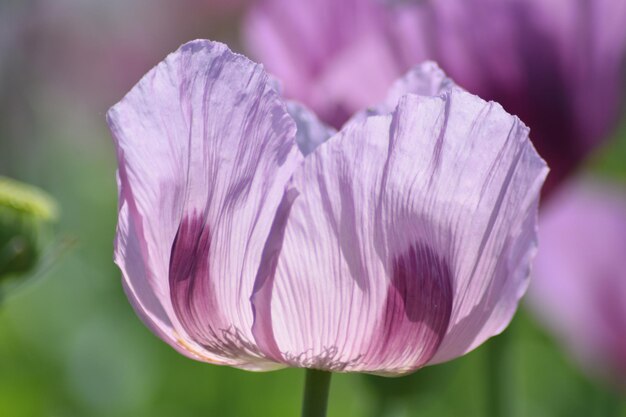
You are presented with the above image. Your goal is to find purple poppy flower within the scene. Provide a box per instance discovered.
[529,181,626,387]
[244,0,626,194]
[107,40,547,373]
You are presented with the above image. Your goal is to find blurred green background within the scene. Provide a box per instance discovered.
[0,1,625,416]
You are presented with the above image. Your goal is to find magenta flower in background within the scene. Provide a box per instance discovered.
[244,0,398,128]
[245,0,626,194]
[414,0,626,195]
[107,40,547,374]
[529,181,626,388]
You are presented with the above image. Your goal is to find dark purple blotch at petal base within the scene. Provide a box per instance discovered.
[366,242,453,371]
[168,214,221,346]
[169,214,262,360]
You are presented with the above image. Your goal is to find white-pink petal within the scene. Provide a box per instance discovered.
[109,42,547,375]
[252,73,547,373]
[108,40,302,370]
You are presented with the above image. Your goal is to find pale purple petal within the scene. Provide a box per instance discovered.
[351,61,458,121]
[427,96,548,364]
[286,101,336,156]
[252,83,547,373]
[107,40,302,370]
[116,200,202,362]
[529,181,626,385]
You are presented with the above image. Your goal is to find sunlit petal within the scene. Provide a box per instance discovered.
[108,40,302,369]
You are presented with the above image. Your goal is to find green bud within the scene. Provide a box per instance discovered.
[0,176,58,283]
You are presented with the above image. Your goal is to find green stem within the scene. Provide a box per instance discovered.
[301,369,332,417]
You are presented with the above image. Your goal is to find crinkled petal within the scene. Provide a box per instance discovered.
[107,40,302,370]
[252,80,547,373]
[351,61,459,121]
[529,181,626,382]
[115,199,200,362]
[427,96,548,364]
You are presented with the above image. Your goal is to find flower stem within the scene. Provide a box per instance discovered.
[301,369,332,417]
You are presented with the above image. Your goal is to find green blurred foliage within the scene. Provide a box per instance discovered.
[587,122,626,183]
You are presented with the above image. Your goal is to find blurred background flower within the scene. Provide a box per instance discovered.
[0,0,625,416]
[245,0,626,194]
[530,181,626,391]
